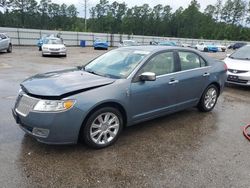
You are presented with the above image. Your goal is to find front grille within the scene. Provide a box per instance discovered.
[228,69,248,74]
[16,94,39,116]
[49,48,60,51]
[227,78,248,84]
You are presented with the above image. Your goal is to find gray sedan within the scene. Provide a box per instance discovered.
[12,46,227,148]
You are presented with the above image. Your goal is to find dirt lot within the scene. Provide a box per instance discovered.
[0,46,250,188]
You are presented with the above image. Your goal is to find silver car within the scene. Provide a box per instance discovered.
[42,38,66,57]
[12,46,227,148]
[224,45,250,86]
[0,33,12,53]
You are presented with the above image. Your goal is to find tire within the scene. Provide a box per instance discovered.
[204,47,208,52]
[198,84,219,112]
[82,107,123,149]
[7,43,12,53]
[39,46,42,51]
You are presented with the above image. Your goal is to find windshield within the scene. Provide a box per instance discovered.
[230,46,250,60]
[84,49,150,79]
[44,38,63,44]
[95,38,106,42]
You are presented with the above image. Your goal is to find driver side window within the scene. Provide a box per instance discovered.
[139,52,175,76]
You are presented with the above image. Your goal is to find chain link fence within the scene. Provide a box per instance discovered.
[0,27,247,47]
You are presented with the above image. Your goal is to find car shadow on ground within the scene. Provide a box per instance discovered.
[225,84,250,91]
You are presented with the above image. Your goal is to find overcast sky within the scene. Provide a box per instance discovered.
[52,0,219,17]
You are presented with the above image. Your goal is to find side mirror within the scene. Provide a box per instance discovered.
[139,72,156,81]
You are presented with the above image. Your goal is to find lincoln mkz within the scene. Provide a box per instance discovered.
[12,46,227,148]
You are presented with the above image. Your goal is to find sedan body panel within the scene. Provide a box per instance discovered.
[13,46,227,145]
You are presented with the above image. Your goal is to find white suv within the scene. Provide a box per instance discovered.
[0,33,12,53]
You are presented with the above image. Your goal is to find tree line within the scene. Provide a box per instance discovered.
[1,0,250,41]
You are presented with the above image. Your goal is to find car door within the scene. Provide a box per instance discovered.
[0,34,8,50]
[0,35,4,50]
[129,51,179,123]
[172,50,210,107]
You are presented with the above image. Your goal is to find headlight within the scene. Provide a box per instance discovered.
[33,99,75,112]
[61,47,66,50]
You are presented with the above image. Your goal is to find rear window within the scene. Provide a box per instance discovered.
[179,52,206,71]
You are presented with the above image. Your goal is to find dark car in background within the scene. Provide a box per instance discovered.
[0,33,12,53]
[12,46,227,149]
[228,42,247,50]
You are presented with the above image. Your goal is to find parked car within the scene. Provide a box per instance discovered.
[12,46,227,148]
[42,37,66,57]
[224,45,250,86]
[228,42,247,50]
[37,34,62,51]
[195,42,218,52]
[119,40,137,47]
[215,44,226,52]
[149,41,159,45]
[93,38,108,50]
[0,33,12,53]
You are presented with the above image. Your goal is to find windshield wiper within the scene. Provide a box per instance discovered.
[84,68,103,76]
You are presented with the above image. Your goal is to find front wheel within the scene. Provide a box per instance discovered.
[82,107,123,149]
[198,85,218,112]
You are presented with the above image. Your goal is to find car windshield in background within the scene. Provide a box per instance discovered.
[95,38,106,42]
[44,38,63,45]
[84,49,149,79]
[230,46,250,60]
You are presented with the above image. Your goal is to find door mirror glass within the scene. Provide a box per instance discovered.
[139,72,156,81]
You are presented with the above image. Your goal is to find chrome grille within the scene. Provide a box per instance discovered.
[16,94,38,116]
[49,48,60,51]
[228,69,248,74]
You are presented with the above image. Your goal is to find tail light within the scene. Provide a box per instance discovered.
[224,63,228,71]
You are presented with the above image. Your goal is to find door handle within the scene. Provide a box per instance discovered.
[203,72,210,77]
[168,79,179,85]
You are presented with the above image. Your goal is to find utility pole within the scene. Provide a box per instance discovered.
[84,0,87,32]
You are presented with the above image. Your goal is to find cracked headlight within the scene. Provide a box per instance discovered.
[33,99,75,112]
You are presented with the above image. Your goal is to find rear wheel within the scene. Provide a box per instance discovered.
[7,43,12,53]
[198,84,218,112]
[39,46,42,51]
[82,107,123,149]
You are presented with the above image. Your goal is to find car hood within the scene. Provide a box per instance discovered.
[43,44,65,48]
[21,68,115,98]
[224,57,250,71]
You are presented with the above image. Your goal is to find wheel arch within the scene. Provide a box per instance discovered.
[78,101,127,142]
